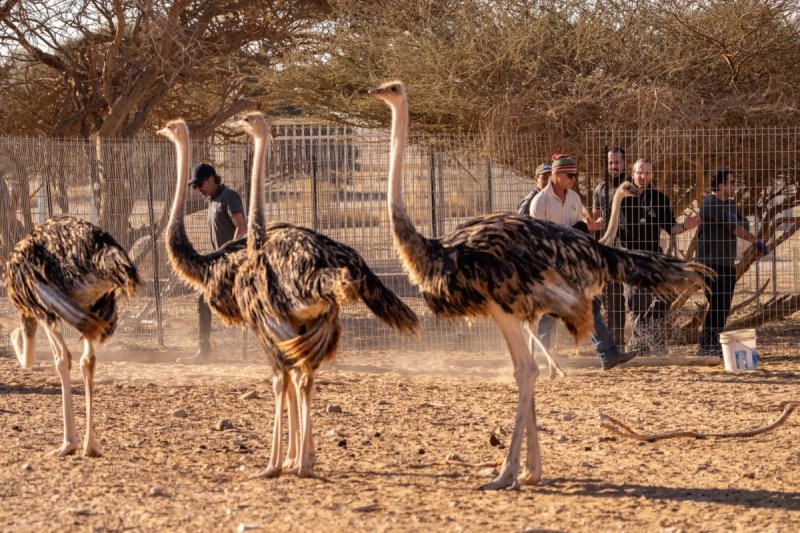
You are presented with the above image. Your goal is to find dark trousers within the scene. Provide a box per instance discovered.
[603,281,626,348]
[197,294,212,349]
[625,286,670,355]
[699,264,737,352]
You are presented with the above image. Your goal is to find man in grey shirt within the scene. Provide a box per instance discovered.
[179,163,246,363]
[696,169,768,356]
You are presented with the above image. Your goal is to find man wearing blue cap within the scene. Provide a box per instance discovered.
[517,163,551,215]
[180,162,246,363]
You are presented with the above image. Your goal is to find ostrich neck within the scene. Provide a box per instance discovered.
[247,132,267,250]
[165,134,207,286]
[388,98,430,281]
[598,187,628,245]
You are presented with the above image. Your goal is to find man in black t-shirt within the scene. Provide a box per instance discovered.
[617,158,701,355]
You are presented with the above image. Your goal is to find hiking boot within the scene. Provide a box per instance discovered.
[600,350,637,371]
[177,345,211,364]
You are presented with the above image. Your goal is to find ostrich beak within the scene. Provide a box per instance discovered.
[156,126,169,137]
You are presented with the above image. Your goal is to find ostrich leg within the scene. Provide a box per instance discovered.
[42,322,79,457]
[480,303,540,491]
[290,368,318,478]
[11,315,37,368]
[525,318,567,379]
[80,337,102,457]
[282,378,300,472]
[252,371,288,478]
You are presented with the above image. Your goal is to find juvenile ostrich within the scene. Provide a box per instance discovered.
[158,115,419,478]
[370,80,709,490]
[6,216,140,457]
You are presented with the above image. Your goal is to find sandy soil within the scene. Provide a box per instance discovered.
[1,345,799,532]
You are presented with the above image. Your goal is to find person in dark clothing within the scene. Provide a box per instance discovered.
[696,170,768,356]
[591,147,629,348]
[517,163,551,215]
[617,158,702,355]
[178,163,247,363]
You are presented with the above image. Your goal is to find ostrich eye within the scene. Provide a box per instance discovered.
[391,86,398,92]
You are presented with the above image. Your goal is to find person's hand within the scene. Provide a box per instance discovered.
[683,214,702,230]
[755,240,769,255]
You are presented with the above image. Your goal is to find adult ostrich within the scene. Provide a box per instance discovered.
[370,80,708,490]
[158,115,419,478]
[6,216,140,457]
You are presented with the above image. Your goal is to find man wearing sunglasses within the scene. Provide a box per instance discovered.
[179,163,246,363]
[530,154,636,371]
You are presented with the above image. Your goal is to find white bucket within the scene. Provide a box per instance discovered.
[719,329,758,371]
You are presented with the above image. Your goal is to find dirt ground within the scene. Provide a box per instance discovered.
[1,343,799,532]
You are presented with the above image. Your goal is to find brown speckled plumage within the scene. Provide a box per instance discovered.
[160,114,418,478]
[5,215,140,457]
[371,80,708,490]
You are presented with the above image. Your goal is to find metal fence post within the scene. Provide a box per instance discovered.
[429,146,437,236]
[485,159,493,212]
[145,164,164,347]
[311,135,319,230]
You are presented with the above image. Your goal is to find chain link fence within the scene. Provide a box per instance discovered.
[0,124,798,360]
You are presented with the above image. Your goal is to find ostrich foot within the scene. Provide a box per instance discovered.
[519,469,543,486]
[83,442,102,458]
[49,441,79,458]
[479,471,520,491]
[297,468,330,482]
[549,366,567,380]
[11,328,33,369]
[281,459,298,473]
[249,466,282,479]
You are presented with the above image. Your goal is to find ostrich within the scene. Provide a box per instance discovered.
[157,115,419,478]
[370,80,709,490]
[5,216,140,457]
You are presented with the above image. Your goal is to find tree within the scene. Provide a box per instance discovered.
[0,0,333,245]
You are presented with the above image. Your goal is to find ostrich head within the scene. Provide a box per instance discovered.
[617,181,639,198]
[368,80,406,104]
[156,119,189,143]
[230,111,271,139]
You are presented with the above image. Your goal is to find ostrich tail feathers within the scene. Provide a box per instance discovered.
[602,246,712,295]
[358,270,421,336]
[32,281,113,340]
[277,311,341,372]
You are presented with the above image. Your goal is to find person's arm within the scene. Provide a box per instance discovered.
[231,212,247,239]
[671,214,702,235]
[590,184,603,220]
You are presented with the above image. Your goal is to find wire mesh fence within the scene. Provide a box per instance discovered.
[0,124,798,360]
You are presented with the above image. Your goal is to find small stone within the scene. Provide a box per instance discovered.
[324,429,337,438]
[479,467,498,477]
[556,435,567,443]
[489,434,502,447]
[417,448,425,455]
[373,431,381,438]
[562,413,574,421]
[376,399,390,406]
[406,407,414,414]
[172,409,188,418]
[337,439,347,448]
[11,425,22,432]
[21,463,32,471]
[216,419,234,431]
[237,524,263,532]
[326,404,342,414]
[149,485,166,497]
[239,390,258,400]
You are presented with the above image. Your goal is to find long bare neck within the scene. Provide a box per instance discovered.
[388,97,431,283]
[247,129,268,251]
[165,133,207,286]
[598,187,629,245]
